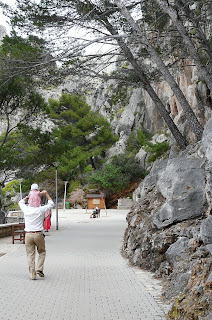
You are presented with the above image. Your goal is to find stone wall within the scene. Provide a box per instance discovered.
[117,198,133,210]
[123,118,212,319]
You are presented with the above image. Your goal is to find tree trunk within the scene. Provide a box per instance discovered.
[0,199,5,224]
[115,0,203,141]
[175,0,212,64]
[154,0,212,92]
[103,19,187,149]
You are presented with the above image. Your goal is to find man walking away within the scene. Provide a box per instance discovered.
[19,189,54,280]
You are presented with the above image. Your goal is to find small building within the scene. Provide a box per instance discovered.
[86,194,106,209]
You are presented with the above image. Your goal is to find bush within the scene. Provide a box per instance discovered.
[68,180,81,193]
[68,188,85,207]
[1,180,20,210]
[126,129,152,156]
[145,141,170,162]
[126,128,169,162]
[111,155,146,181]
[2,180,20,197]
[89,163,128,192]
[89,154,147,193]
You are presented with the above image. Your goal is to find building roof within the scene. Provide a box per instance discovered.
[86,194,105,198]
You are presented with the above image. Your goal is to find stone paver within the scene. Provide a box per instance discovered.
[0,209,169,320]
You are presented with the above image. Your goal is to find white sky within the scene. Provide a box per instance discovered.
[0,0,16,32]
[0,0,141,73]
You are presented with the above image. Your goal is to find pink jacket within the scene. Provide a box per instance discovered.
[28,190,41,207]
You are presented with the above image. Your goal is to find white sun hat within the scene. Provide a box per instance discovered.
[31,183,39,190]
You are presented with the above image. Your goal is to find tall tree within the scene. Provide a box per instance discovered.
[0,35,52,153]
[0,34,52,219]
[0,76,47,148]
[47,93,118,180]
[115,0,204,141]
[2,0,188,149]
[101,17,187,149]
[153,0,212,92]
[174,0,212,65]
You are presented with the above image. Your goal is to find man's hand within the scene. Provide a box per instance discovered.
[23,196,29,202]
[41,190,52,200]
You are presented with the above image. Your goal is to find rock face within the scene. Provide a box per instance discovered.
[153,158,205,229]
[202,117,212,161]
[40,54,212,159]
[86,61,212,156]
[165,237,190,265]
[122,119,212,319]
[200,216,212,245]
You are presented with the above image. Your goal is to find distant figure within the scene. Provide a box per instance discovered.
[90,206,100,218]
[43,210,51,232]
[95,206,100,217]
[28,183,44,207]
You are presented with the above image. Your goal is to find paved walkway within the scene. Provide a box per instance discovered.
[0,209,169,320]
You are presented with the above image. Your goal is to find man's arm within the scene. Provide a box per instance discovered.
[18,196,29,211]
[42,190,52,200]
[40,190,54,212]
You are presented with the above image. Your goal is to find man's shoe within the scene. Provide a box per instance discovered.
[37,270,45,277]
[30,273,36,280]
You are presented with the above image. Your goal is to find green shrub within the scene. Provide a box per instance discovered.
[2,180,19,197]
[84,165,94,174]
[145,141,170,162]
[125,132,140,155]
[126,129,152,156]
[89,154,147,193]
[1,180,20,209]
[68,180,81,193]
[126,128,169,162]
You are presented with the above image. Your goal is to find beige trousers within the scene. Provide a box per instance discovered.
[25,232,46,277]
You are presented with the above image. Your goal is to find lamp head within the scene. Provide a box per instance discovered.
[52,162,60,168]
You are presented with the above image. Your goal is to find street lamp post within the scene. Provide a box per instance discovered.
[52,162,60,230]
[63,181,68,211]
[19,182,22,200]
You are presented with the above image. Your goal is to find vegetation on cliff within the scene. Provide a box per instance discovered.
[2,0,211,147]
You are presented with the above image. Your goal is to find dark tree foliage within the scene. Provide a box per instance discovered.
[89,154,146,193]
[47,93,118,180]
[1,0,204,146]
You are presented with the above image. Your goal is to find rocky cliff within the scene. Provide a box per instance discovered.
[31,48,212,159]
[83,60,212,158]
[122,118,212,319]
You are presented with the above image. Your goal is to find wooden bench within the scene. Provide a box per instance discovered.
[12,223,25,244]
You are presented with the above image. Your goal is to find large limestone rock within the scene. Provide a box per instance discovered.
[123,120,212,318]
[166,237,190,265]
[133,159,168,202]
[200,216,212,245]
[202,117,212,162]
[105,131,128,158]
[134,155,206,226]
[135,148,147,168]
[115,88,143,134]
[152,158,205,229]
